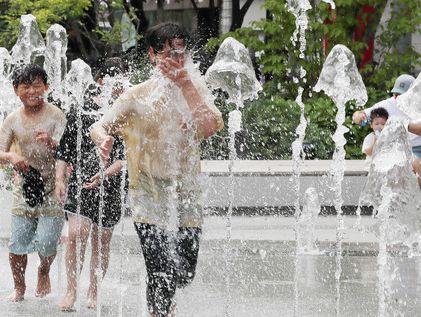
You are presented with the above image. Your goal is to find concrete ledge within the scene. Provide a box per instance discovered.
[201,160,368,210]
[201,160,368,176]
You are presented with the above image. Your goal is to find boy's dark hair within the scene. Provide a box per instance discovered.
[12,64,48,87]
[93,57,126,81]
[145,22,189,53]
[371,107,389,121]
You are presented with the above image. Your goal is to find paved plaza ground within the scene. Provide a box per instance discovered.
[0,213,420,316]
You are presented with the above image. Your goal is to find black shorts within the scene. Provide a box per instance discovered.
[65,178,123,228]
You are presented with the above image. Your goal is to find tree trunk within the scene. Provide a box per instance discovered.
[157,0,165,23]
[126,0,149,35]
[230,0,255,32]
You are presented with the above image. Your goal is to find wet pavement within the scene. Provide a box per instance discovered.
[0,212,420,316]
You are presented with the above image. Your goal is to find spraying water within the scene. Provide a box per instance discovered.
[314,44,367,316]
[11,14,46,66]
[396,72,421,119]
[0,48,19,118]
[205,37,261,316]
[286,1,311,315]
[358,118,421,316]
[44,24,68,102]
[297,187,321,254]
[63,59,94,314]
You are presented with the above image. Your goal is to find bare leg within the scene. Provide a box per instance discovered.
[6,253,27,302]
[86,225,113,309]
[35,254,56,297]
[58,215,91,311]
[412,157,421,189]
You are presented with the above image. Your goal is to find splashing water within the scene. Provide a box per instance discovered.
[314,44,367,316]
[359,118,421,316]
[63,59,94,112]
[11,14,46,66]
[0,48,19,118]
[396,72,421,119]
[286,1,311,316]
[205,37,261,316]
[287,0,312,58]
[297,187,321,254]
[44,24,68,102]
[63,59,94,314]
[205,37,261,104]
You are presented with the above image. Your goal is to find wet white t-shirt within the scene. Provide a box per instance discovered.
[362,132,376,169]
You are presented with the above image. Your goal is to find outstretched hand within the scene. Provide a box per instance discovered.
[83,173,100,190]
[352,111,367,125]
[35,128,55,148]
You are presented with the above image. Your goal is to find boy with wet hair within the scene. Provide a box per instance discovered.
[146,22,190,54]
[91,22,223,317]
[0,64,66,301]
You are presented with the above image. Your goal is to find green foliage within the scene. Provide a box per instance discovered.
[95,22,122,47]
[0,0,91,48]
[204,0,420,159]
[201,87,389,160]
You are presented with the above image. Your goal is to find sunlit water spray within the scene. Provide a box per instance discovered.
[205,37,261,316]
[297,187,321,254]
[314,44,367,316]
[286,1,311,315]
[44,24,67,103]
[63,59,94,314]
[11,14,45,66]
[396,72,421,119]
[358,118,421,316]
[95,71,132,317]
[0,48,18,121]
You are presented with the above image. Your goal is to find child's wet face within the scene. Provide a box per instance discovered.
[371,117,387,131]
[155,39,186,67]
[14,77,48,108]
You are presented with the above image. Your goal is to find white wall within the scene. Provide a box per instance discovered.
[242,0,266,28]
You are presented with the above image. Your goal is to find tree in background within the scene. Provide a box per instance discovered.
[0,0,151,63]
[203,0,420,160]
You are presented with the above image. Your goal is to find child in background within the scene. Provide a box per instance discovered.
[362,107,389,168]
[55,58,127,311]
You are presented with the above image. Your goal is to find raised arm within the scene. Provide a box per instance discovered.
[408,122,421,136]
[159,58,223,138]
[91,90,133,161]
[352,110,367,125]
[179,79,223,138]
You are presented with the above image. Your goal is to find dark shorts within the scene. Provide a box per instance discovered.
[65,178,123,228]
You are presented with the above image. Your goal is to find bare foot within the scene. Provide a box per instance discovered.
[58,291,76,311]
[86,287,97,309]
[35,269,51,298]
[5,289,25,302]
[168,301,177,317]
